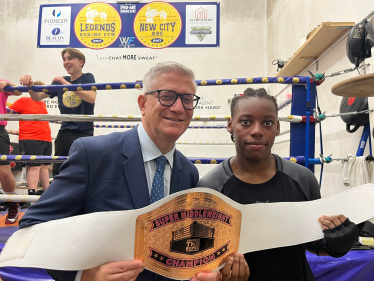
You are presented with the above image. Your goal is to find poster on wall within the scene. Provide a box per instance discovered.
[185,5,217,45]
[39,6,71,45]
[37,2,220,49]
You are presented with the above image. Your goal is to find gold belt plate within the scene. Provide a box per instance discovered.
[135,192,242,279]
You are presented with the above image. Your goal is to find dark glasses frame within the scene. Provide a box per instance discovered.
[145,89,201,110]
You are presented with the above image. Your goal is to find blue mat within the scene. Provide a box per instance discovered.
[0,243,52,281]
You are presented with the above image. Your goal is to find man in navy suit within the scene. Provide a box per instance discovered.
[19,62,228,281]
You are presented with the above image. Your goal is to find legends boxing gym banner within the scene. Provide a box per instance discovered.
[37,2,220,49]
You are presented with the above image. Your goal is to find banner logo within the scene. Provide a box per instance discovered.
[120,4,136,13]
[195,7,207,19]
[119,36,135,47]
[52,9,62,17]
[191,27,212,41]
[134,2,182,49]
[52,28,61,35]
[74,3,122,49]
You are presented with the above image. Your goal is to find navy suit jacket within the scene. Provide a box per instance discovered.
[19,127,199,281]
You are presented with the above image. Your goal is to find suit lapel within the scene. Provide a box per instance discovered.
[122,128,151,209]
[170,151,183,195]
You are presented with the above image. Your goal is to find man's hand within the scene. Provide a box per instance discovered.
[219,253,249,281]
[19,75,34,87]
[315,214,358,258]
[52,76,70,85]
[81,260,144,281]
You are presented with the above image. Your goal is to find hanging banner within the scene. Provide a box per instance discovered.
[37,2,220,49]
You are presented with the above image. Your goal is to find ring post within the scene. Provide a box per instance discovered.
[290,78,316,172]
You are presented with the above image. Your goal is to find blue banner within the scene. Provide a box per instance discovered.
[37,2,220,49]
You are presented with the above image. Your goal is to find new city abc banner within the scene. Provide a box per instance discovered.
[135,192,242,279]
[74,3,122,49]
[38,2,219,48]
[133,2,182,49]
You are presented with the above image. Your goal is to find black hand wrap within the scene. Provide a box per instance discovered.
[315,218,359,258]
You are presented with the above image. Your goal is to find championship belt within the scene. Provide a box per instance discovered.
[0,185,374,280]
[135,191,241,279]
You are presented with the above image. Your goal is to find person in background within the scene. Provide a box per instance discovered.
[0,79,22,224]
[20,47,96,176]
[8,80,52,196]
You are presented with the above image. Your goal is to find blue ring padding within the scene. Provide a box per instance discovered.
[278,98,292,110]
[94,125,227,129]
[6,109,18,114]
[196,77,309,86]
[5,82,143,92]
[3,77,310,92]
[290,83,316,173]
[190,156,321,165]
[0,155,321,164]
[189,158,227,164]
[0,155,67,163]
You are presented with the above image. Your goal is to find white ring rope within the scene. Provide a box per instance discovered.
[0,178,54,188]
[0,194,40,203]
[0,114,304,123]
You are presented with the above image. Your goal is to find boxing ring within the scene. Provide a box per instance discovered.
[0,76,373,280]
[3,76,316,169]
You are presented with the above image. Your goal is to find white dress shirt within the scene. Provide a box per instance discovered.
[138,123,175,196]
[75,124,175,280]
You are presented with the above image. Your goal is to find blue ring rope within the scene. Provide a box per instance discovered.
[3,77,310,93]
[0,155,321,165]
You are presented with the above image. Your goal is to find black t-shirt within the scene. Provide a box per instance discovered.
[48,73,95,135]
[197,155,321,281]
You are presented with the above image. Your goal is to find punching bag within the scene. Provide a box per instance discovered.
[340,97,369,133]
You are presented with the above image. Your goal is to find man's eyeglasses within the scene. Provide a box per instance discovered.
[145,90,200,110]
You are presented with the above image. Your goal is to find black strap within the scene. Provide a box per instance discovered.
[316,93,323,187]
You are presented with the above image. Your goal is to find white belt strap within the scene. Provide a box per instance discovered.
[0,184,373,280]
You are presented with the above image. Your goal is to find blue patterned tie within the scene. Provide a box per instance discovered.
[150,156,167,204]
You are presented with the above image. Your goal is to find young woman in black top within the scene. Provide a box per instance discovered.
[198,88,358,281]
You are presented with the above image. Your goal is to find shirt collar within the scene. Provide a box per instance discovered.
[137,123,175,167]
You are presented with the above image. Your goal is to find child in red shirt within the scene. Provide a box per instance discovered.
[9,81,52,195]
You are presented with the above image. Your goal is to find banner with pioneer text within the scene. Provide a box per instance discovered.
[37,2,220,49]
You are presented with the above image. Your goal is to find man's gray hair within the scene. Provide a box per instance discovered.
[143,61,197,93]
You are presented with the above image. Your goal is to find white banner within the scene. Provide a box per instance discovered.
[40,6,71,45]
[185,5,217,45]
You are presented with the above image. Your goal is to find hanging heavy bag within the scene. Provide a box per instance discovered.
[340,97,369,133]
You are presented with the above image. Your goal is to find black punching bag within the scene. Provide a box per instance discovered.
[340,97,369,133]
